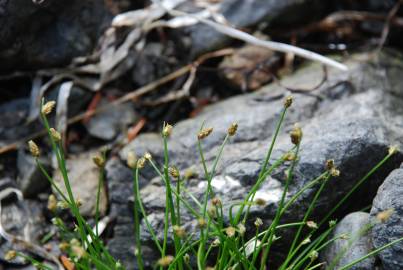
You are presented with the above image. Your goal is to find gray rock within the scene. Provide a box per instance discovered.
[85,98,138,141]
[108,50,403,268]
[54,151,108,217]
[370,168,403,270]
[322,212,374,270]
[0,0,110,70]
[17,149,50,198]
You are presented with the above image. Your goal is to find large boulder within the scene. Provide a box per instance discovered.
[370,168,403,270]
[322,212,374,270]
[107,50,403,269]
[0,0,110,70]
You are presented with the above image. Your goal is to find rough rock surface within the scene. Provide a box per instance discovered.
[107,49,403,269]
[0,0,110,70]
[54,151,108,217]
[370,168,403,270]
[322,212,374,270]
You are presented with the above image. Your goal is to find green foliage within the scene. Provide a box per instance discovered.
[10,97,402,270]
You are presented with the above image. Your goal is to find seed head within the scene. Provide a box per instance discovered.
[237,223,246,236]
[144,152,152,161]
[71,245,86,259]
[284,96,293,108]
[211,238,221,247]
[28,140,40,157]
[308,250,318,261]
[41,100,56,115]
[47,194,57,212]
[162,123,173,137]
[50,128,62,142]
[183,253,190,263]
[173,225,186,238]
[5,250,17,261]
[227,122,238,136]
[290,124,302,145]
[306,221,318,229]
[184,168,197,180]
[225,226,236,238]
[254,198,267,206]
[301,237,311,245]
[211,197,222,207]
[197,127,213,140]
[127,151,138,169]
[93,155,105,168]
[330,168,340,177]
[376,208,394,223]
[325,159,335,171]
[254,218,263,228]
[208,206,217,218]
[59,242,70,252]
[168,166,180,179]
[388,145,398,155]
[283,152,296,161]
[75,199,83,208]
[329,220,337,227]
[197,218,207,229]
[157,255,174,267]
[137,157,146,169]
[57,200,69,210]
[340,233,350,240]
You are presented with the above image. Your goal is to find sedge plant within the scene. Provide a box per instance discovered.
[5,97,403,270]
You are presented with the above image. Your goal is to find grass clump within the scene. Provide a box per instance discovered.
[7,97,403,270]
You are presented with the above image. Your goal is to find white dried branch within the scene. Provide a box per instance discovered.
[154,0,348,71]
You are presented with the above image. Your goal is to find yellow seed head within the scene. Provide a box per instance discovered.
[183,253,190,263]
[301,237,311,245]
[5,250,17,261]
[157,255,174,267]
[144,152,152,161]
[137,157,146,169]
[254,218,263,227]
[59,242,70,252]
[93,155,105,168]
[306,221,318,229]
[127,151,138,169]
[283,152,296,161]
[388,145,398,155]
[71,245,86,259]
[227,122,238,136]
[212,238,220,247]
[340,233,350,240]
[376,208,394,223]
[50,128,62,142]
[197,218,207,229]
[208,206,217,218]
[197,127,213,140]
[28,140,40,157]
[284,96,293,108]
[168,166,180,179]
[173,225,186,238]
[329,220,337,227]
[290,124,302,145]
[325,159,335,170]
[47,194,58,212]
[184,168,197,180]
[41,100,56,115]
[237,223,246,236]
[57,200,69,210]
[330,168,340,177]
[254,198,267,206]
[225,226,236,238]
[162,123,173,137]
[308,250,318,261]
[211,197,222,207]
